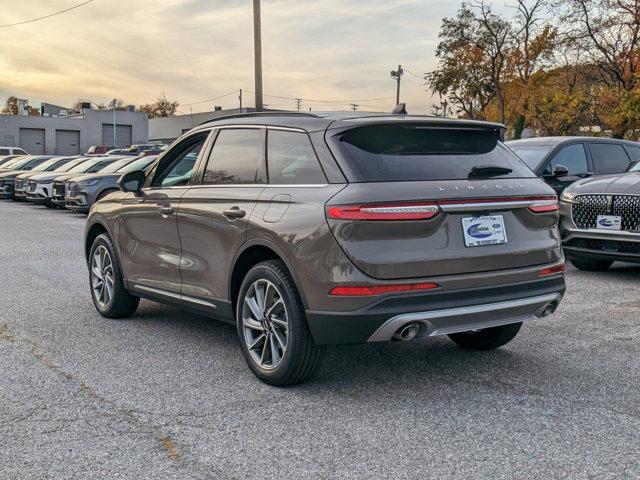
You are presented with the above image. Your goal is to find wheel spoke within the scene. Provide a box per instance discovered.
[270,315,287,329]
[272,328,286,351]
[269,333,280,366]
[255,282,266,313]
[265,298,284,318]
[248,333,266,350]
[245,295,263,321]
[260,333,270,365]
[243,317,264,331]
[92,266,103,280]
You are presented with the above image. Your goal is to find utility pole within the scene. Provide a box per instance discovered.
[350,103,359,112]
[239,89,243,111]
[295,98,302,111]
[111,98,117,147]
[390,65,404,106]
[253,0,263,111]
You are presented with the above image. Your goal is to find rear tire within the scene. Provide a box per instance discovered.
[88,233,139,319]
[448,323,522,351]
[236,260,325,387]
[569,258,613,271]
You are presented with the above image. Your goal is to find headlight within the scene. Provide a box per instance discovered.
[560,189,576,203]
[77,178,101,187]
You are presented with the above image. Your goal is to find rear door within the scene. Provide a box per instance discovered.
[178,127,266,304]
[588,142,631,175]
[325,123,561,279]
[116,132,211,295]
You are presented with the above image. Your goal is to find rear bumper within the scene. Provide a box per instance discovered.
[305,275,565,345]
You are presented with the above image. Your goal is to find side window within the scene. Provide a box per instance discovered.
[542,144,588,176]
[0,149,9,155]
[267,130,326,184]
[202,129,262,185]
[152,132,209,187]
[589,143,630,174]
[624,145,640,162]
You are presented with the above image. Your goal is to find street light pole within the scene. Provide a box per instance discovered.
[253,0,263,112]
[112,98,117,147]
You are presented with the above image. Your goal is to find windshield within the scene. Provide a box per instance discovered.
[55,158,87,172]
[507,144,553,170]
[118,156,157,174]
[68,159,105,173]
[31,158,63,172]
[98,158,134,173]
[337,125,534,182]
[3,157,35,170]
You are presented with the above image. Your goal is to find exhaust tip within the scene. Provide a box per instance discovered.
[541,301,558,317]
[392,322,420,341]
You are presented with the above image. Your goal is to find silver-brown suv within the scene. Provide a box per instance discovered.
[84,112,565,386]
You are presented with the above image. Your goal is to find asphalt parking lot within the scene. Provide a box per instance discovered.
[1,200,639,479]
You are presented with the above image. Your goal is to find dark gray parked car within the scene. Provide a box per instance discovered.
[85,112,566,386]
[507,137,640,193]
[560,161,640,270]
[65,156,157,213]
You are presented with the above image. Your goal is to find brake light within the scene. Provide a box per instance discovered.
[539,264,565,276]
[528,197,559,213]
[329,282,439,296]
[327,203,440,221]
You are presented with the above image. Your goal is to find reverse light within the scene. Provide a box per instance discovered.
[330,282,439,296]
[528,197,559,213]
[327,203,440,221]
[539,264,566,277]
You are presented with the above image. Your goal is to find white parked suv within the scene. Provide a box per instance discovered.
[0,146,28,156]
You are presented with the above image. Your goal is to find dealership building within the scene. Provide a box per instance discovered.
[0,104,149,155]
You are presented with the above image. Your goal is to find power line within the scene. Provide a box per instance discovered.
[404,68,426,80]
[244,90,395,104]
[0,0,96,28]
[181,90,240,106]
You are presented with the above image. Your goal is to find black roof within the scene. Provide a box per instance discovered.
[194,111,505,133]
[507,136,640,147]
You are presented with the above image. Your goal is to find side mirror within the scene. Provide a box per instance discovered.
[119,170,145,193]
[627,160,639,172]
[553,164,569,178]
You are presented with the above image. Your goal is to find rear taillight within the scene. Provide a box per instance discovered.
[330,282,439,296]
[528,197,559,213]
[327,203,440,221]
[539,264,565,277]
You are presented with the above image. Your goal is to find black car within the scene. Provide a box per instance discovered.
[507,137,640,193]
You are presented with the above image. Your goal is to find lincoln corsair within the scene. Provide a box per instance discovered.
[85,112,565,386]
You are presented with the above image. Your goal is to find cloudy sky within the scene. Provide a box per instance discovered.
[0,0,512,115]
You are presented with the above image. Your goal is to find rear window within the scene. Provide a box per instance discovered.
[589,143,630,174]
[337,125,534,182]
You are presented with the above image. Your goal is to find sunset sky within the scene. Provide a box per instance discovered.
[0,0,514,115]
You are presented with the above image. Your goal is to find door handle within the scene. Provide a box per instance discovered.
[158,205,174,216]
[223,207,246,219]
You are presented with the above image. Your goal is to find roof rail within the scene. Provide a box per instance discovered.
[197,110,319,127]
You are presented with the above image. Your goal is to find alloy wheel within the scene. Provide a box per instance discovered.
[91,245,115,308]
[242,279,289,370]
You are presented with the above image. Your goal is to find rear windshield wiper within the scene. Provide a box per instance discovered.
[468,165,513,179]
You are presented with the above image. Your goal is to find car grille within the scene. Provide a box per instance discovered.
[28,180,37,192]
[572,194,640,231]
[53,182,65,198]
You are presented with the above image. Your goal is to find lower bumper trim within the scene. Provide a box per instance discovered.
[367,293,561,341]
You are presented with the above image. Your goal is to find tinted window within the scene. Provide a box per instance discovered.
[118,156,156,174]
[68,159,101,173]
[0,149,8,155]
[55,158,86,172]
[508,144,553,170]
[589,143,630,174]
[337,125,533,182]
[624,145,640,162]
[203,129,262,185]
[99,158,135,174]
[542,144,588,176]
[267,130,326,184]
[158,142,204,187]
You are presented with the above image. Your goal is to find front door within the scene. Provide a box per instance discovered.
[541,143,590,194]
[116,132,210,295]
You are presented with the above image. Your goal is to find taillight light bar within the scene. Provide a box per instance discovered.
[327,203,439,221]
[330,282,439,296]
[327,196,558,221]
[539,264,566,277]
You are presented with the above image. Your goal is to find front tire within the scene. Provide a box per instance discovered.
[569,258,613,271]
[89,233,139,318]
[236,260,325,387]
[448,323,522,351]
